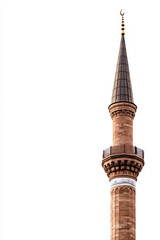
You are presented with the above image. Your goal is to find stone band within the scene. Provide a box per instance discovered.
[110,177,136,188]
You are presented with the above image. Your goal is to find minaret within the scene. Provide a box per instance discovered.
[102,10,144,240]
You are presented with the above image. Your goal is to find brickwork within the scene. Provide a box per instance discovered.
[109,102,137,146]
[112,114,133,145]
[102,101,144,240]
[111,185,136,240]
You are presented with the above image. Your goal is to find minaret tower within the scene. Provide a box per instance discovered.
[102,10,144,240]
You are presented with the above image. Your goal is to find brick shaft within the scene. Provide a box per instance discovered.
[111,185,136,240]
[112,114,133,145]
[109,102,137,146]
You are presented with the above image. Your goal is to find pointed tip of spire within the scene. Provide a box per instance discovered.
[120,9,125,35]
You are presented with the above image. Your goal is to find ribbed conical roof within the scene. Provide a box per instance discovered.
[111,35,134,104]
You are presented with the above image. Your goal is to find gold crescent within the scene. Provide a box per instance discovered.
[120,9,125,16]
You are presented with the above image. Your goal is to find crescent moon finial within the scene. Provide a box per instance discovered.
[120,9,125,35]
[120,9,125,16]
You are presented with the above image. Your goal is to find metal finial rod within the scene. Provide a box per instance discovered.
[120,9,125,35]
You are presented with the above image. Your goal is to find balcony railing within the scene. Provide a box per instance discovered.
[103,145,144,159]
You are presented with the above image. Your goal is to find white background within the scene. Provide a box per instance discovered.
[0,0,159,239]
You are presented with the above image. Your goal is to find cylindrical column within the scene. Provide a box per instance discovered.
[110,178,136,240]
[112,114,133,145]
[109,102,137,146]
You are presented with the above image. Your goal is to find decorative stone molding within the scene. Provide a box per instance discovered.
[110,177,136,188]
[108,102,137,119]
[111,185,136,193]
[102,153,144,181]
[110,109,135,118]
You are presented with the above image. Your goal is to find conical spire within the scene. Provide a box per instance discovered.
[111,11,134,104]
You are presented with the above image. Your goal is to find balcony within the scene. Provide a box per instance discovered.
[103,145,144,159]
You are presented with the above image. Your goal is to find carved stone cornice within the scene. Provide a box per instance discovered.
[110,109,135,118]
[108,102,137,119]
[102,153,144,181]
